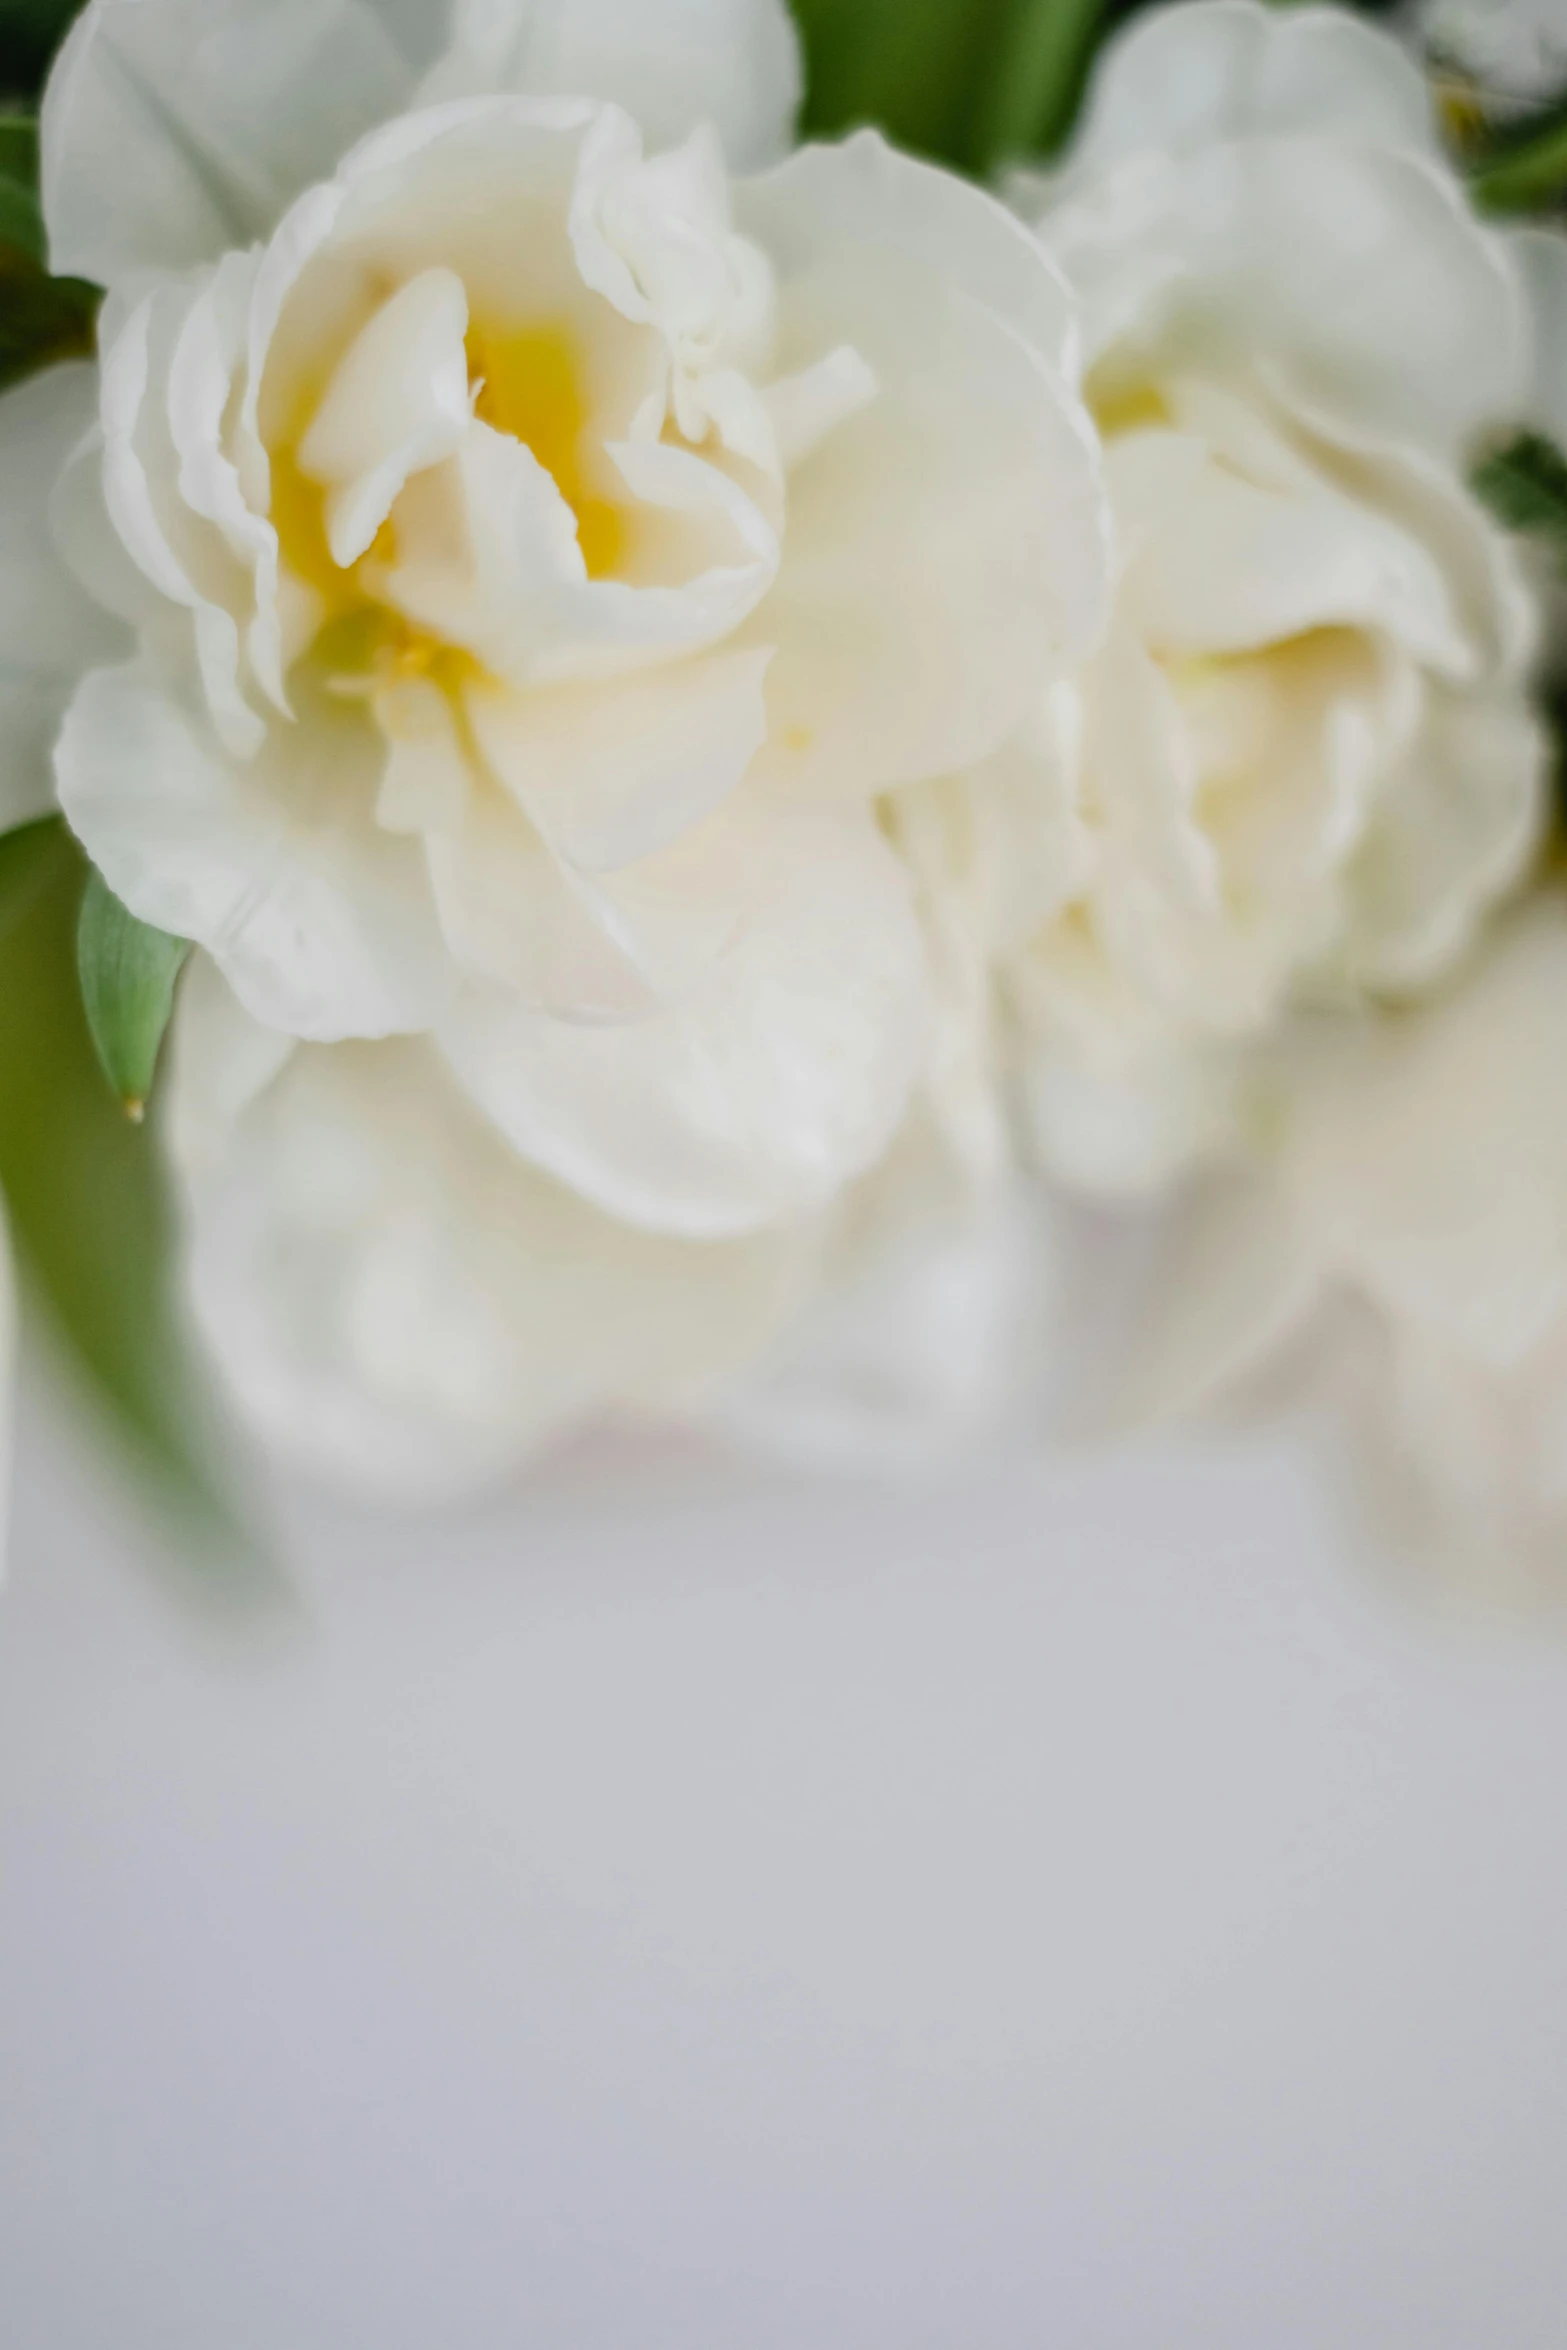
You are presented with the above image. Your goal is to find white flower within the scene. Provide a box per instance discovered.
[20,0,1109,1247]
[917,0,1561,1198]
[167,955,1046,1497]
[1121,894,1567,1583]
[1414,0,1567,113]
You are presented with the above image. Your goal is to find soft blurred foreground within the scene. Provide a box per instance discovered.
[3,1351,1567,2348]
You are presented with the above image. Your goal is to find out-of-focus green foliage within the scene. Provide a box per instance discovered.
[0,0,78,97]
[0,835,259,1579]
[0,245,95,387]
[1470,99,1567,215]
[791,0,1021,169]
[974,0,1107,170]
[0,113,41,258]
[77,870,191,1120]
[1473,432,1567,561]
[0,813,68,946]
[0,93,97,388]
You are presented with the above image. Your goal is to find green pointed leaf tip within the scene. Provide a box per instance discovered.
[77,868,191,1117]
[1471,431,1567,557]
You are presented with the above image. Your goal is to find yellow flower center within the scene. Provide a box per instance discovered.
[466,320,626,581]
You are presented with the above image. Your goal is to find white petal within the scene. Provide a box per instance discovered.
[1111,1161,1322,1425]
[464,646,771,872]
[379,421,777,689]
[1341,686,1546,994]
[426,784,656,1014]
[1067,0,1441,174]
[99,285,267,761]
[174,1026,815,1500]
[298,268,473,569]
[0,364,129,832]
[422,0,803,170]
[738,133,1112,795]
[1050,140,1528,461]
[165,949,297,1178]
[56,662,451,1041]
[1282,901,1567,1369]
[439,807,930,1236]
[42,0,420,288]
[1113,427,1472,672]
[1022,1034,1246,1197]
[766,344,879,473]
[724,1129,1057,1468]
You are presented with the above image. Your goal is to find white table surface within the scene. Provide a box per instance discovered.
[3,1361,1566,2350]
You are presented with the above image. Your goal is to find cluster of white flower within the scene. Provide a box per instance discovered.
[1,0,1564,1568]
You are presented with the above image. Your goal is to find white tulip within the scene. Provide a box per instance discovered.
[922,0,1561,1198]
[21,0,1109,1250]
[1122,895,1567,1582]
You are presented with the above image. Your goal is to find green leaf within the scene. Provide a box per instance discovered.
[975,0,1106,171]
[1471,431,1567,559]
[790,0,1019,170]
[77,866,191,1120]
[1470,97,1567,214]
[0,116,38,188]
[0,169,42,262]
[0,841,262,1582]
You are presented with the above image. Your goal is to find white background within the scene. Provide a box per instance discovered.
[3,1365,1567,2349]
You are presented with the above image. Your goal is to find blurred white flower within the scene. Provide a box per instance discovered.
[19,0,1109,1251]
[935,0,1562,1197]
[1413,0,1567,114]
[167,956,1050,1497]
[1121,895,1567,1582]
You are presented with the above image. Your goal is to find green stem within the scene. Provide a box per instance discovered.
[974,0,1105,174]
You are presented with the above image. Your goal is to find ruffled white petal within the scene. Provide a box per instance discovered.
[421,0,803,170]
[738,133,1111,796]
[55,662,452,1041]
[0,365,130,833]
[1067,0,1441,175]
[439,807,930,1236]
[1046,142,1528,459]
[169,1000,817,1501]
[41,0,422,288]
